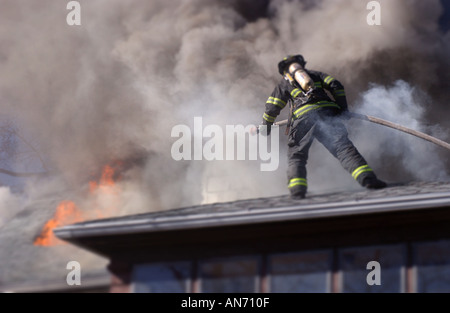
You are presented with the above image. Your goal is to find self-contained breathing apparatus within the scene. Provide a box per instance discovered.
[278,55,318,135]
[278,55,315,96]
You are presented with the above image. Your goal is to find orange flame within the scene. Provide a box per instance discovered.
[34,163,122,247]
[89,164,121,218]
[89,164,119,194]
[34,201,84,246]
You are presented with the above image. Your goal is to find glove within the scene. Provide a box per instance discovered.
[260,121,273,136]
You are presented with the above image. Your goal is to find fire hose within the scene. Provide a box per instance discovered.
[263,113,450,151]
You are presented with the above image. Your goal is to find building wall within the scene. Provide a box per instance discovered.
[105,206,450,293]
[129,240,450,293]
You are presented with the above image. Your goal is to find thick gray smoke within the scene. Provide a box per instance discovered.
[354,80,450,182]
[0,0,449,290]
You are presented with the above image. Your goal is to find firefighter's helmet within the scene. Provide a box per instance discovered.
[278,54,306,75]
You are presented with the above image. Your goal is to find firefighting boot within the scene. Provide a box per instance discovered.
[290,187,306,200]
[362,177,387,189]
[291,192,306,200]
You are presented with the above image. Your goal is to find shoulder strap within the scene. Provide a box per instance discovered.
[285,99,294,136]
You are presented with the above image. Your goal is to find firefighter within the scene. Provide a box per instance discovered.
[262,54,386,199]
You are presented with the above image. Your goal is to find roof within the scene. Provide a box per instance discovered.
[0,194,110,293]
[54,181,450,241]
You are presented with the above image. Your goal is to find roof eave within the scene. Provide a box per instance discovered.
[54,191,450,241]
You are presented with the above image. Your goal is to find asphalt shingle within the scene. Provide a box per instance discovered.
[62,181,450,228]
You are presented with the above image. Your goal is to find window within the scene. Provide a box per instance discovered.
[414,240,450,293]
[130,240,450,293]
[200,257,259,293]
[269,251,332,293]
[339,245,405,293]
[132,262,191,293]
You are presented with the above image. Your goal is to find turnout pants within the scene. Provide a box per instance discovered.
[287,109,377,196]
